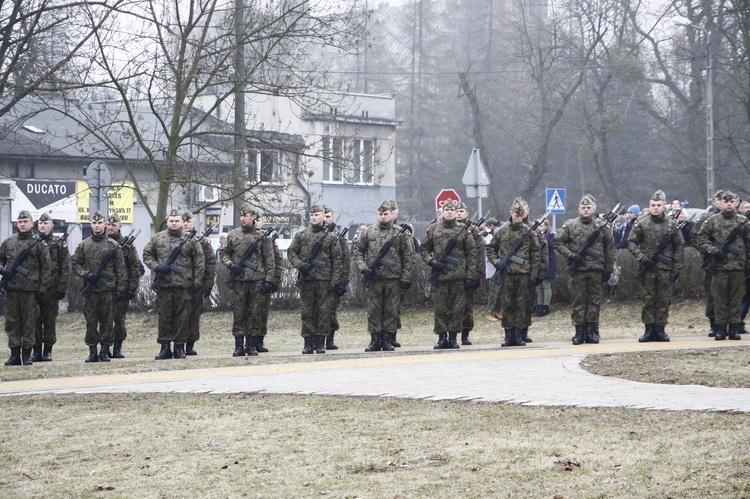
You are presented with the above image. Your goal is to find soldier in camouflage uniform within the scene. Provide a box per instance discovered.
[696,191,750,340]
[553,194,615,345]
[71,211,127,363]
[522,207,548,342]
[486,198,541,347]
[287,204,344,354]
[420,199,478,349]
[255,213,282,353]
[0,210,52,366]
[691,190,725,336]
[107,212,143,359]
[143,209,206,360]
[33,212,70,362]
[628,190,685,342]
[182,211,216,356]
[456,202,483,345]
[354,200,415,352]
[219,205,275,357]
[324,205,350,350]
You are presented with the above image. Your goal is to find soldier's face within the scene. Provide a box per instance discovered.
[255,216,264,229]
[310,211,325,226]
[456,208,468,221]
[649,200,665,216]
[167,216,182,230]
[107,222,121,235]
[510,211,524,223]
[183,218,195,232]
[38,220,53,234]
[324,212,334,225]
[377,210,391,223]
[392,208,399,219]
[91,219,106,235]
[671,200,681,210]
[17,218,33,233]
[443,207,457,221]
[723,198,738,212]
[578,204,595,217]
[740,203,750,215]
[240,212,256,227]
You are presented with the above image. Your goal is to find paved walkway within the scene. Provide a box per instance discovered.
[2,337,749,412]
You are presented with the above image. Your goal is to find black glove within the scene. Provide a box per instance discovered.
[464,278,480,290]
[0,268,13,280]
[569,254,586,266]
[527,277,543,288]
[399,280,412,290]
[126,289,137,301]
[299,262,313,273]
[190,282,202,294]
[56,291,66,301]
[602,271,612,282]
[335,284,347,296]
[84,272,100,285]
[713,248,728,264]
[494,260,508,273]
[35,291,44,303]
[203,287,212,298]
[156,264,171,274]
[229,263,244,276]
[361,267,376,280]
[260,281,275,295]
[327,283,336,294]
[670,269,681,282]
[643,257,657,270]
[115,291,128,303]
[428,259,446,272]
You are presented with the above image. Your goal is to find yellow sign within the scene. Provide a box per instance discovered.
[77,182,135,223]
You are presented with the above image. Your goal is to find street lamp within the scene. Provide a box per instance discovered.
[673,15,714,206]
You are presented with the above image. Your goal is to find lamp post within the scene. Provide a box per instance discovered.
[673,15,714,206]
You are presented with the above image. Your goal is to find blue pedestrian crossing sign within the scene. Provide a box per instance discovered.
[546,188,566,214]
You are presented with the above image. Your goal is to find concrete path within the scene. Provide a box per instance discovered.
[2,337,749,412]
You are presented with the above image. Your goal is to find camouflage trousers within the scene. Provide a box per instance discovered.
[524,279,539,328]
[4,290,39,349]
[366,279,400,334]
[330,293,341,332]
[432,280,466,335]
[640,270,673,325]
[35,291,59,346]
[257,289,271,337]
[186,289,204,343]
[84,292,114,347]
[156,288,189,344]
[704,271,714,318]
[300,281,334,337]
[462,288,475,332]
[487,275,502,314]
[711,270,745,324]
[113,298,129,341]
[570,271,603,325]
[500,273,529,329]
[232,281,263,338]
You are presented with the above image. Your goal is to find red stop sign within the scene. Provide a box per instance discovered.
[435,189,461,211]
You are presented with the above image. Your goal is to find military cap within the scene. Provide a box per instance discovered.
[17,210,32,220]
[510,197,528,216]
[713,189,725,199]
[651,190,666,202]
[239,204,255,216]
[721,190,737,201]
[442,199,457,210]
[580,193,596,206]
[322,204,333,214]
[456,202,468,210]
[310,204,325,213]
[182,210,193,221]
[168,208,181,218]
[389,200,398,211]
[91,210,105,221]
[107,213,121,223]
[377,200,392,212]
[38,212,52,222]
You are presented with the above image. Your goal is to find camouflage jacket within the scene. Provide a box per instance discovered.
[628,213,685,271]
[420,219,478,282]
[198,237,216,289]
[71,233,127,293]
[467,225,487,281]
[696,211,750,271]
[219,225,274,282]
[353,222,416,282]
[338,232,352,285]
[47,234,71,294]
[534,229,549,280]
[0,231,52,292]
[143,229,206,289]
[486,221,541,276]
[690,210,712,250]
[553,216,615,273]
[271,238,283,284]
[287,224,344,284]
[110,232,142,292]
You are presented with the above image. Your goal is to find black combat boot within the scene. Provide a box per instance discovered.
[639,324,655,343]
[314,335,326,354]
[501,329,514,347]
[585,323,600,344]
[461,329,472,345]
[21,348,33,365]
[41,344,53,362]
[244,336,258,356]
[173,343,187,359]
[256,337,269,353]
[520,328,532,343]
[654,324,670,342]
[99,344,111,362]
[572,325,585,345]
[434,333,449,350]
[382,332,395,352]
[232,336,245,357]
[185,341,198,356]
[5,347,22,366]
[326,331,339,350]
[447,332,460,349]
[714,324,727,341]
[511,328,526,347]
[85,345,100,363]
[364,333,381,352]
[112,339,125,359]
[30,344,43,362]
[155,342,173,360]
[391,333,401,348]
[708,317,717,337]
[728,323,742,341]
[302,336,314,354]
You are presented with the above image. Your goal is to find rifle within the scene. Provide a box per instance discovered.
[47,225,77,253]
[361,222,411,288]
[635,214,695,283]
[427,216,475,286]
[80,229,137,299]
[700,215,750,276]
[196,223,216,242]
[225,226,274,290]
[491,210,551,282]
[295,221,338,289]
[0,231,50,290]
[150,228,197,293]
[566,203,621,276]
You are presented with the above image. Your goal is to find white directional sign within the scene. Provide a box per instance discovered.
[546,188,566,214]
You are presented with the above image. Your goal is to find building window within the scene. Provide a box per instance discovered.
[248,150,281,184]
[322,137,343,182]
[353,138,373,184]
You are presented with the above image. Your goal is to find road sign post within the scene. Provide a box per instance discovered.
[546,188,566,233]
[462,148,491,214]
